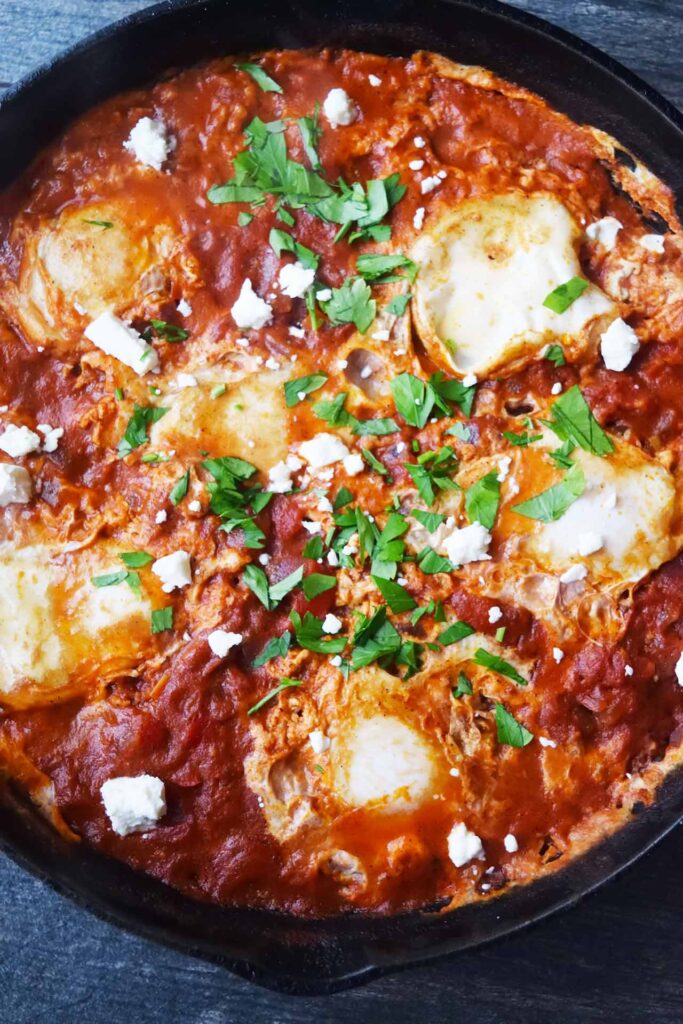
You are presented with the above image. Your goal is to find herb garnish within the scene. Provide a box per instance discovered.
[473,647,527,686]
[151,607,174,634]
[117,405,168,457]
[544,385,613,457]
[203,456,272,549]
[235,62,283,93]
[464,471,500,529]
[284,373,328,407]
[512,462,585,523]
[543,277,588,314]
[247,678,303,717]
[495,703,534,747]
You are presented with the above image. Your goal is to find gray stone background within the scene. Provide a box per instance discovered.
[0,2,682,1021]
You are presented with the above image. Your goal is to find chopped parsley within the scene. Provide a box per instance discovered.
[502,429,542,447]
[356,253,418,284]
[438,620,475,645]
[297,108,322,170]
[151,606,174,634]
[203,456,272,549]
[247,678,303,717]
[243,564,304,610]
[542,276,588,314]
[269,227,319,270]
[319,278,376,333]
[512,462,585,523]
[251,630,292,667]
[290,610,346,654]
[302,572,336,600]
[417,547,453,574]
[545,385,613,457]
[406,446,459,507]
[235,62,283,93]
[169,470,190,506]
[371,575,417,613]
[473,647,527,686]
[361,448,390,478]
[544,344,566,367]
[453,672,473,698]
[284,373,327,407]
[82,218,114,229]
[464,471,500,529]
[119,551,153,568]
[411,508,445,533]
[313,392,398,436]
[150,319,189,343]
[237,211,253,227]
[350,606,401,669]
[117,405,168,457]
[495,703,534,747]
[386,292,411,316]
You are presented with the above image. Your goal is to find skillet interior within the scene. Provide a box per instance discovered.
[1,0,683,994]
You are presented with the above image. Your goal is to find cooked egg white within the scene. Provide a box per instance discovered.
[411,191,616,376]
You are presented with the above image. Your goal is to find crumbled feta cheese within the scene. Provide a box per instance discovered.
[176,298,192,317]
[503,833,519,853]
[336,358,348,370]
[585,216,622,250]
[101,774,166,836]
[368,74,382,87]
[302,519,322,534]
[409,159,425,171]
[323,88,357,127]
[36,423,64,452]
[343,453,364,476]
[235,336,249,348]
[155,509,167,525]
[462,372,477,387]
[316,288,332,302]
[264,357,280,371]
[625,664,634,677]
[123,117,173,171]
[152,549,192,592]
[372,328,390,342]
[299,432,350,469]
[538,735,557,748]
[395,441,406,454]
[420,175,442,195]
[414,136,426,148]
[442,521,492,565]
[559,564,588,584]
[488,606,503,624]
[84,311,159,375]
[326,549,339,567]
[258,553,270,565]
[359,365,372,380]
[437,170,447,180]
[553,647,564,664]
[187,499,202,512]
[497,455,511,482]
[447,822,484,868]
[600,317,640,371]
[230,279,273,330]
[322,613,343,634]
[639,233,666,254]
[173,373,198,389]
[309,729,331,753]
[207,629,242,657]
[413,207,426,231]
[289,325,305,339]
[449,767,460,777]
[551,382,562,395]
[675,652,683,687]
[318,496,333,513]
[577,531,603,556]
[0,463,32,506]
[330,655,343,667]
[0,423,41,458]
[278,260,316,299]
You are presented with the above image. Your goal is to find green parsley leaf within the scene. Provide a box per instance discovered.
[284,373,328,407]
[361,448,389,477]
[151,606,174,634]
[544,344,566,367]
[114,387,124,401]
[243,564,271,608]
[411,509,445,533]
[251,630,291,667]
[119,551,153,569]
[439,620,475,645]
[320,278,376,333]
[302,573,336,600]
[495,626,506,643]
[453,672,473,698]
[391,373,434,428]
[303,535,324,559]
[248,678,303,717]
[235,62,283,93]
[290,611,346,654]
[333,487,353,510]
[268,565,305,605]
[495,703,534,747]
[386,292,411,316]
[211,384,227,399]
[545,385,613,457]
[406,446,459,507]
[117,405,168,457]
[512,462,585,523]
[430,372,477,418]
[502,430,542,447]
[92,571,128,588]
[350,606,401,669]
[356,253,418,283]
[417,547,453,574]
[549,439,576,469]
[237,211,254,227]
[269,227,319,270]
[82,218,114,229]
[150,319,189,343]
[473,647,527,686]
[169,470,190,506]
[543,276,589,314]
[203,456,270,550]
[297,109,322,170]
[447,421,474,443]
[313,392,398,435]
[465,471,500,530]
[371,575,417,613]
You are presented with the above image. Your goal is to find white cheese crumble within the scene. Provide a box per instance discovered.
[0,424,41,458]
[538,736,557,749]
[299,432,350,469]
[172,373,198,389]
[177,298,193,316]
[323,88,357,127]
[442,521,492,566]
[0,463,32,506]
[84,311,159,375]
[552,647,565,664]
[278,261,316,299]
[155,509,167,525]
[187,499,202,513]
[368,74,382,87]
[327,549,339,567]
[289,325,305,339]
[330,655,343,667]
[503,833,519,853]
[488,606,503,624]
[409,159,425,171]
[309,729,331,753]
[675,652,683,687]
[600,317,640,371]
[266,455,302,493]
[230,279,273,330]
[497,456,511,482]
[123,117,173,171]
[559,564,588,584]
[316,288,332,302]
[551,382,562,395]
[447,822,485,868]
[462,372,477,388]
[264,357,280,371]
[322,613,343,635]
[639,233,666,254]
[302,519,322,534]
[101,775,166,837]
[207,629,242,658]
[625,664,634,677]
[152,550,192,592]
[577,531,603,556]
[413,207,426,231]
[343,453,364,476]
[258,553,270,565]
[37,423,64,452]
[420,175,442,195]
[585,216,622,250]
[414,136,426,148]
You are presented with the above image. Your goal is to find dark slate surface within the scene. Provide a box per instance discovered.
[1,2,682,1021]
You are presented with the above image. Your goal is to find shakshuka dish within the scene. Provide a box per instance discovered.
[0,48,682,917]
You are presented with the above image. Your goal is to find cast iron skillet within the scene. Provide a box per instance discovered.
[1,0,683,996]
